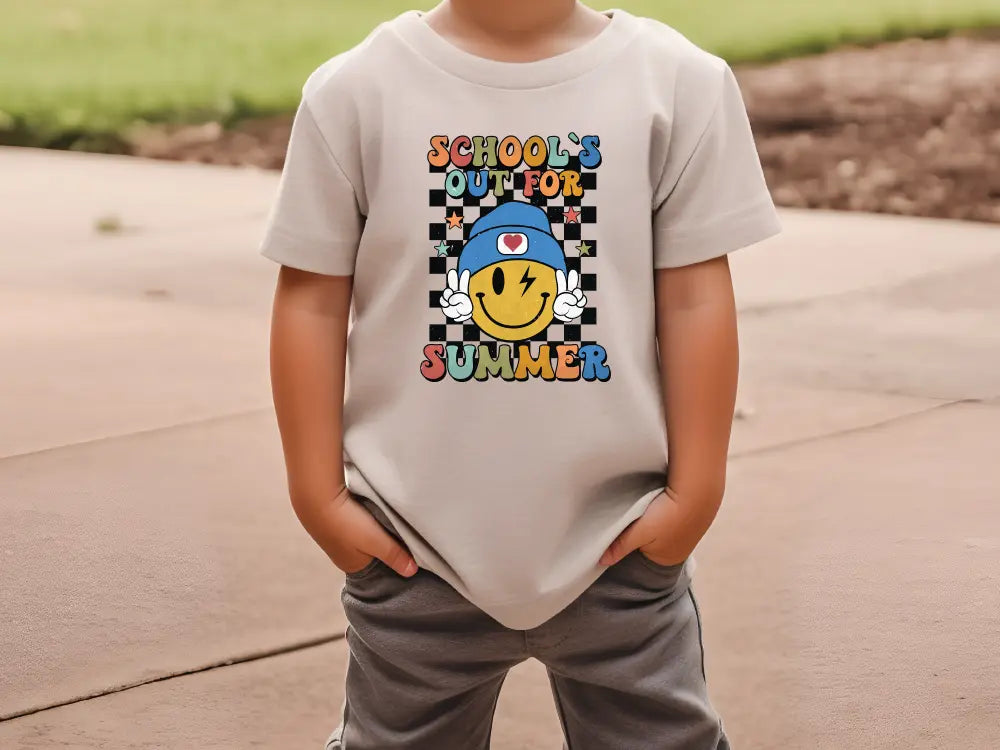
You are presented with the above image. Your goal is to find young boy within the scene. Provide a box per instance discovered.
[262,1,780,747]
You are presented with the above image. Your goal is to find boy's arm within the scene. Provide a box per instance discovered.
[601,255,738,566]
[270,266,417,576]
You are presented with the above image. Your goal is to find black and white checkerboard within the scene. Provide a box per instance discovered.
[427,154,599,352]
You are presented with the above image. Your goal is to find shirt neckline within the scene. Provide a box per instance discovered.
[390,8,637,90]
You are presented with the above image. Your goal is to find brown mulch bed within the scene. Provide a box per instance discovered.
[741,34,1000,223]
[130,35,1000,223]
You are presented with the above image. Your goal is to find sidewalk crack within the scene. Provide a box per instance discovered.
[0,632,345,722]
[730,398,978,460]
[0,407,271,463]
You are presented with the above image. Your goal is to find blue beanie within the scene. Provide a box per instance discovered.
[458,201,567,277]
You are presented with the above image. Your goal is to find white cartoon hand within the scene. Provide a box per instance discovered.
[553,269,587,322]
[440,268,473,322]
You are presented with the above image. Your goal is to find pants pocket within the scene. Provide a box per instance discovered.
[610,550,690,598]
[636,548,687,574]
[344,556,382,581]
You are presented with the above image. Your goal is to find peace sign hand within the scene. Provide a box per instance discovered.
[553,269,587,322]
[440,268,473,322]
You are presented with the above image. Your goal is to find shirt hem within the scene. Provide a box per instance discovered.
[410,487,666,631]
[259,227,358,276]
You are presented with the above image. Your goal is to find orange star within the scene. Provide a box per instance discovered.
[445,211,464,229]
[563,206,581,223]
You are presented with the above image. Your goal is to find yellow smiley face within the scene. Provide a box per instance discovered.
[468,259,558,341]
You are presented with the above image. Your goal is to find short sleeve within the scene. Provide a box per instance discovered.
[652,64,781,269]
[259,99,364,276]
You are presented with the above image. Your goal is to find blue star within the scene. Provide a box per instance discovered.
[434,240,450,257]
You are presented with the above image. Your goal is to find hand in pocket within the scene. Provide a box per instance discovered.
[296,488,418,577]
[598,489,716,568]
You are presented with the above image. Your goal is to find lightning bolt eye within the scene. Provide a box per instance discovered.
[519,267,536,296]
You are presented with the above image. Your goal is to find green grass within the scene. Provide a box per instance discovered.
[2,0,999,149]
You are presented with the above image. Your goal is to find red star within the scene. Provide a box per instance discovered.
[563,206,581,223]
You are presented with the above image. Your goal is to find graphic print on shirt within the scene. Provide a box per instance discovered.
[420,134,611,382]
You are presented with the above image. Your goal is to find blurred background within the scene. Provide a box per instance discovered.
[2,0,998,220]
[1,2,998,749]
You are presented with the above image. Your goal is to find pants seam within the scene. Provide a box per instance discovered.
[688,587,707,682]
[546,670,573,750]
[484,670,511,750]
[341,644,353,749]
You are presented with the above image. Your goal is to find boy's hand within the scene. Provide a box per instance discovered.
[598,488,720,567]
[302,487,418,577]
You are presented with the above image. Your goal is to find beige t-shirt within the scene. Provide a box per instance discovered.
[260,9,781,629]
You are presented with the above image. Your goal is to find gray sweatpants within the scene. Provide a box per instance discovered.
[327,501,729,750]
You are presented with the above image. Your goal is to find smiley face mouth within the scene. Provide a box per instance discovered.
[475,292,550,329]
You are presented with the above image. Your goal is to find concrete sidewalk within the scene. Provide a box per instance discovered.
[1,147,998,749]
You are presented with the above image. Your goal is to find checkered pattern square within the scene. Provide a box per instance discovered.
[427,153,598,349]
